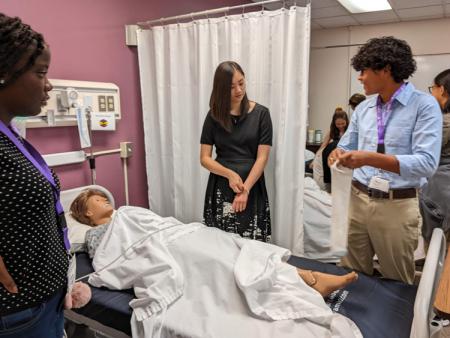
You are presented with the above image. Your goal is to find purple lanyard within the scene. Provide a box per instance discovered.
[376,83,406,145]
[0,121,70,251]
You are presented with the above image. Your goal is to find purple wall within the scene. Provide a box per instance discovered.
[1,0,249,208]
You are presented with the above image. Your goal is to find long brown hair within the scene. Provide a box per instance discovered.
[329,108,349,140]
[209,61,249,132]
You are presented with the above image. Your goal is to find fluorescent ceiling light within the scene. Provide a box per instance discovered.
[337,0,392,13]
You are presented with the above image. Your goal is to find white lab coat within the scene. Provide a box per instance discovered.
[89,206,362,338]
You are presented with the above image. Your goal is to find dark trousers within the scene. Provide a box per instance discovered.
[0,288,65,338]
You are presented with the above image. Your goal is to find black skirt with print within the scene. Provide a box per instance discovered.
[203,157,271,242]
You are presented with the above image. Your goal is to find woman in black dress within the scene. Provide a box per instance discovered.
[200,61,272,242]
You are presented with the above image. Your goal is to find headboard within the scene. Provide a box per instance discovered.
[60,185,115,212]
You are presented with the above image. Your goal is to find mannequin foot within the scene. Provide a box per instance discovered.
[298,269,358,297]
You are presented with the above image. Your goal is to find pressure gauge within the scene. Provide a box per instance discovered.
[66,87,79,108]
[68,89,78,100]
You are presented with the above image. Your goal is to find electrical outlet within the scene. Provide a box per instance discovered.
[98,95,107,112]
[120,142,133,158]
[107,95,115,112]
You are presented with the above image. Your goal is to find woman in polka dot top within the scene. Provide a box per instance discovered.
[0,13,69,338]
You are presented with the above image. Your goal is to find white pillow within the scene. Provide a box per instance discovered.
[66,212,91,249]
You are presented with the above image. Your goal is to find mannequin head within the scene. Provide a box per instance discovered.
[70,189,114,226]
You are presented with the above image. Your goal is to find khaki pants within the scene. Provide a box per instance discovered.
[341,186,421,284]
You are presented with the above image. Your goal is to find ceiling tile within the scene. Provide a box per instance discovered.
[312,5,349,19]
[311,0,338,9]
[397,5,444,20]
[388,0,444,10]
[352,10,398,23]
[311,21,324,30]
[314,15,359,28]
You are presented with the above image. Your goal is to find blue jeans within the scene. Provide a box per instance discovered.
[0,288,65,338]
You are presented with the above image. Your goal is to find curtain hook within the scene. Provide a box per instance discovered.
[261,4,264,14]
[242,6,245,18]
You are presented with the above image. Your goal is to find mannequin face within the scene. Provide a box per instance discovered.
[85,194,113,222]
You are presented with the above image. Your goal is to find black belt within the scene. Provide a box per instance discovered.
[352,180,416,199]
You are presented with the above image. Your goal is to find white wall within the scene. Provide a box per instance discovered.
[308,17,450,134]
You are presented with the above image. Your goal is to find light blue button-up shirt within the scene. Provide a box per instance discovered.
[338,82,442,189]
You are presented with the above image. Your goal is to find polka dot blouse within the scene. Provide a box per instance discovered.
[0,132,68,315]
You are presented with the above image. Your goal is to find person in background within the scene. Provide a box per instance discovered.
[200,61,272,242]
[0,13,69,338]
[321,108,349,192]
[329,36,442,284]
[348,93,366,111]
[311,108,349,192]
[420,69,450,244]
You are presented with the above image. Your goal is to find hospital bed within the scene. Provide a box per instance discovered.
[62,185,447,338]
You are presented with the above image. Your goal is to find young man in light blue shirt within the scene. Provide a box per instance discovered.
[329,36,442,284]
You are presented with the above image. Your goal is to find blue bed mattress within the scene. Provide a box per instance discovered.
[288,256,417,338]
[74,253,134,336]
[74,253,417,338]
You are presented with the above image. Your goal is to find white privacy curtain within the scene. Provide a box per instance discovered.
[137,5,310,255]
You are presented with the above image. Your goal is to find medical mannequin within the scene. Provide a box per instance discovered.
[71,189,358,298]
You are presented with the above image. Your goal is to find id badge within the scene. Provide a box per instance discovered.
[368,176,390,193]
[67,254,76,293]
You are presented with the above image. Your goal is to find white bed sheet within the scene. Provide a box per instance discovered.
[89,206,362,338]
[303,178,342,261]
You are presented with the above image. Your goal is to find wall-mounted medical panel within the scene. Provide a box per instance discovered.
[27,79,121,128]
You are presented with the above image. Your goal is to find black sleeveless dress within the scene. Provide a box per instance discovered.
[200,103,272,242]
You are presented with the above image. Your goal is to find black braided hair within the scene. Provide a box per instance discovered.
[0,13,45,89]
